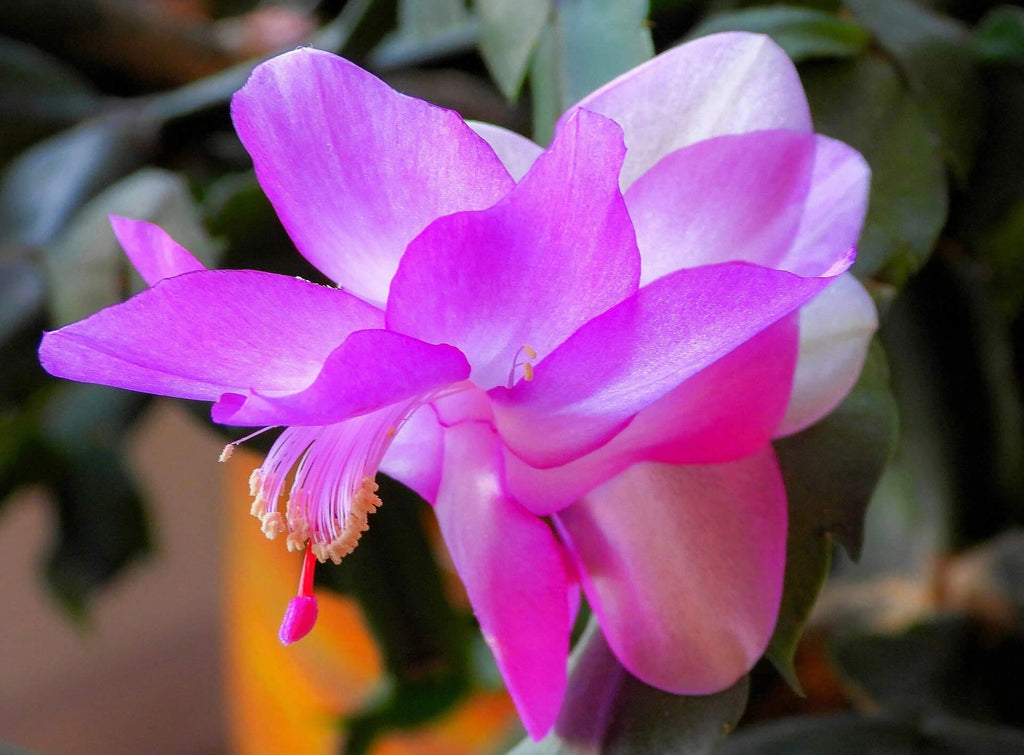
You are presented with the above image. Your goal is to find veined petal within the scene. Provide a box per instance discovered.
[468,121,543,182]
[212,329,470,426]
[777,273,878,435]
[491,260,848,468]
[555,448,787,694]
[110,215,206,285]
[434,422,570,739]
[232,48,515,305]
[568,32,812,188]
[388,109,640,389]
[39,270,383,401]
[504,315,798,515]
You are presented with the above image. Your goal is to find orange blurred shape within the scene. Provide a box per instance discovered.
[223,448,517,754]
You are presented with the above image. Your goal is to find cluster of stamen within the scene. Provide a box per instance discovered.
[508,344,538,387]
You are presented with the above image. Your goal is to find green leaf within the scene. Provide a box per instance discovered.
[509,619,749,754]
[768,339,898,687]
[370,0,478,70]
[0,109,158,246]
[800,55,947,284]
[842,0,983,181]
[688,6,871,62]
[476,0,552,100]
[974,5,1024,63]
[528,0,653,144]
[43,167,222,325]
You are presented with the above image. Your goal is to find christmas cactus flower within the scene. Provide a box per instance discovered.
[38,33,875,739]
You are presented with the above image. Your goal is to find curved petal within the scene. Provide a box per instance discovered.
[232,48,515,305]
[468,121,543,181]
[504,314,797,515]
[39,270,383,401]
[776,272,877,435]
[491,259,848,468]
[569,32,812,188]
[212,329,470,426]
[554,448,787,694]
[434,422,570,739]
[388,108,640,389]
[628,133,869,283]
[379,404,445,504]
[110,215,206,285]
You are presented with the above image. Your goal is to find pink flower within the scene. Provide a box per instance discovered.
[38,33,875,738]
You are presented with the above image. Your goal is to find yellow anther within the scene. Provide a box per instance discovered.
[522,362,534,381]
[261,511,286,540]
[523,344,537,360]
[218,444,235,463]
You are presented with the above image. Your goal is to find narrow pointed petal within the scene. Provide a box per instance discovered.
[110,215,205,285]
[777,273,878,435]
[569,33,812,188]
[504,315,797,515]
[231,48,515,305]
[491,260,847,468]
[39,270,383,401]
[555,448,787,694]
[468,121,543,181]
[388,109,640,389]
[212,330,470,426]
[434,423,570,739]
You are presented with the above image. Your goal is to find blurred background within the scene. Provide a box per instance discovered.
[2,0,1024,753]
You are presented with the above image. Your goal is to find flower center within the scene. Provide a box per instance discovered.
[507,343,538,387]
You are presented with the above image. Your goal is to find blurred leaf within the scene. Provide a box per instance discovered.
[688,6,871,62]
[0,384,151,615]
[509,620,749,754]
[974,5,1024,63]
[476,0,551,100]
[0,35,102,165]
[0,109,158,247]
[975,198,1024,318]
[843,0,984,181]
[768,338,898,687]
[44,167,222,325]
[801,55,947,284]
[0,250,43,343]
[878,255,1024,549]
[371,0,478,69]
[316,474,470,755]
[720,711,1024,754]
[529,0,653,144]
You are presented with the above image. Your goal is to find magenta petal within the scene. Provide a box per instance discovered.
[388,108,640,389]
[110,216,206,285]
[232,48,514,305]
[378,404,446,504]
[778,273,877,435]
[468,121,543,181]
[555,448,787,693]
[491,260,847,468]
[434,423,570,739]
[570,32,812,187]
[626,130,816,282]
[212,330,470,426]
[39,270,383,401]
[504,314,798,515]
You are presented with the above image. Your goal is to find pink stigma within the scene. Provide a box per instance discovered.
[279,547,318,645]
